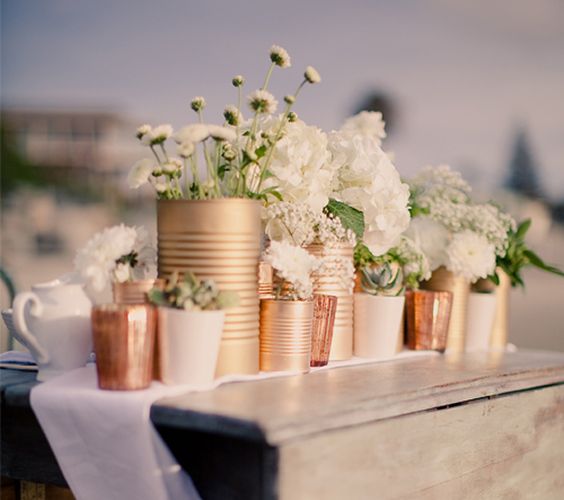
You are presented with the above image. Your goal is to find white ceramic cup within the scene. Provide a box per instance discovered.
[465,292,497,352]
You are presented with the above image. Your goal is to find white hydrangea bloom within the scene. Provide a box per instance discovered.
[404,216,450,271]
[263,120,336,213]
[446,230,496,282]
[127,159,154,189]
[341,111,386,146]
[263,241,321,300]
[329,131,410,256]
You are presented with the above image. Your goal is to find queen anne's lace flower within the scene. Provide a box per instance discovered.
[329,132,410,256]
[341,111,386,146]
[248,90,278,114]
[446,230,496,282]
[263,241,320,300]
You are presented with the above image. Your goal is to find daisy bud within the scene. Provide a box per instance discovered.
[269,45,291,68]
[287,111,298,122]
[304,66,321,84]
[232,75,245,87]
[284,95,295,105]
[223,105,243,126]
[190,96,206,112]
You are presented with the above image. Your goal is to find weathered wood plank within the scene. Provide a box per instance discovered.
[278,384,564,500]
[153,350,564,444]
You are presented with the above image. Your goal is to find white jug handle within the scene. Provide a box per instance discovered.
[13,292,50,364]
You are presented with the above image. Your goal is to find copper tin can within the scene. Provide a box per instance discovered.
[405,290,453,352]
[305,244,354,361]
[260,299,314,373]
[258,261,274,299]
[91,304,156,390]
[157,199,261,376]
[310,295,337,367]
[112,279,164,305]
[421,267,470,352]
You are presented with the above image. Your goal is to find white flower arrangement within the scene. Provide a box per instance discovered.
[328,131,410,256]
[341,111,387,147]
[407,165,516,283]
[74,225,156,292]
[263,241,321,300]
[128,45,320,201]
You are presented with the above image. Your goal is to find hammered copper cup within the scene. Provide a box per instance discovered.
[405,290,453,352]
[310,295,337,367]
[92,304,156,390]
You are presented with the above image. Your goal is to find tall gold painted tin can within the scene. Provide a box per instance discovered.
[421,267,470,352]
[306,244,354,360]
[260,299,314,373]
[157,199,262,376]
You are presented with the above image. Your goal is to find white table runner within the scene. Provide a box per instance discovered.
[29,350,436,500]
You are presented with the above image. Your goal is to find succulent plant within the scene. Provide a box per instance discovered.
[360,261,404,297]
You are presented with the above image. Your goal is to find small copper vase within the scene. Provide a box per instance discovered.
[405,290,453,352]
[260,299,314,373]
[113,279,163,305]
[311,295,337,367]
[92,304,156,390]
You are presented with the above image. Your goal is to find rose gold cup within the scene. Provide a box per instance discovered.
[405,290,453,352]
[92,304,156,390]
[310,295,337,367]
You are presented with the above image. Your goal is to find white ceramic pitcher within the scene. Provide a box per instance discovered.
[12,277,93,381]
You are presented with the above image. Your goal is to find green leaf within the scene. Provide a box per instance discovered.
[325,199,365,239]
[523,250,564,277]
[515,219,531,239]
[255,145,267,159]
[147,289,167,307]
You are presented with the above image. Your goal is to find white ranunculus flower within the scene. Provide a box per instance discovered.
[404,216,450,271]
[341,111,386,146]
[446,230,496,283]
[264,120,335,213]
[128,159,154,189]
[329,131,410,256]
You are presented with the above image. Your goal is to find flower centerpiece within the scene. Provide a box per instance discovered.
[74,224,156,302]
[405,165,516,351]
[148,272,239,386]
[128,45,321,376]
[260,241,320,373]
[353,236,430,358]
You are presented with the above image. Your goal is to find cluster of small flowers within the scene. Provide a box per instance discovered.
[394,236,431,287]
[74,225,156,292]
[263,241,321,300]
[263,202,356,248]
[317,255,355,294]
[461,203,516,256]
[410,164,472,206]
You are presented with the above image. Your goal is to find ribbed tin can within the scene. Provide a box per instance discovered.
[157,199,261,376]
[260,299,313,373]
[113,279,163,305]
[421,267,470,352]
[305,244,354,360]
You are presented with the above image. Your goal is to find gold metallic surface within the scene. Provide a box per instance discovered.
[260,299,313,372]
[258,261,274,298]
[112,279,164,305]
[310,295,337,367]
[405,290,453,352]
[421,267,470,352]
[306,244,354,361]
[489,270,510,350]
[91,304,156,390]
[157,199,261,376]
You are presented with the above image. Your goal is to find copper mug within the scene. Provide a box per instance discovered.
[92,304,156,390]
[405,290,453,352]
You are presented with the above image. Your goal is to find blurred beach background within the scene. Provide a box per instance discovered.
[1,0,563,351]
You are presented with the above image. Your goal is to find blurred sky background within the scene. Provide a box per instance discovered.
[2,0,564,198]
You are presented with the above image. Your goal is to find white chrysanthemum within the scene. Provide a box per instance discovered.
[128,158,154,189]
[263,120,335,212]
[177,141,195,158]
[329,132,410,255]
[207,124,237,142]
[404,216,450,271]
[341,111,386,146]
[223,105,243,126]
[446,230,496,283]
[248,90,278,114]
[304,66,321,84]
[173,124,210,144]
[264,241,321,300]
[269,45,291,68]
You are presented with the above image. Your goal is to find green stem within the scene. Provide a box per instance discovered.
[262,62,276,91]
[159,144,169,162]
[150,146,162,164]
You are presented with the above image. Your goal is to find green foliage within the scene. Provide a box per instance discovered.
[324,199,365,239]
[148,271,239,311]
[493,219,564,288]
[360,262,404,297]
